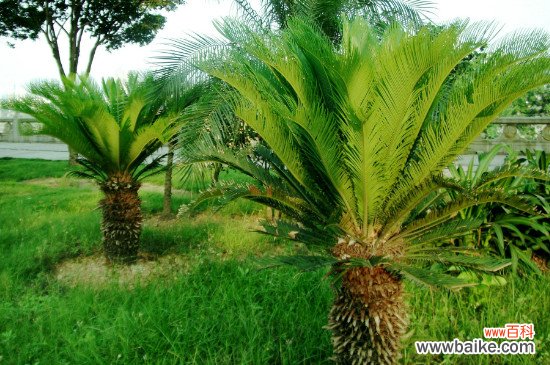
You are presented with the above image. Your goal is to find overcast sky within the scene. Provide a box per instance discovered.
[0,0,549,97]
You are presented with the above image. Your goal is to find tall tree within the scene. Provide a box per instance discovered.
[2,75,181,263]
[0,0,185,77]
[233,0,433,40]
[168,17,550,363]
[154,81,209,218]
[0,0,185,163]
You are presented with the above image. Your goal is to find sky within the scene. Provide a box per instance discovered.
[0,0,549,98]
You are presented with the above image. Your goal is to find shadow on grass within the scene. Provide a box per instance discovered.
[140,220,219,256]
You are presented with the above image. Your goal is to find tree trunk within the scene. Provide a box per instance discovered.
[99,173,142,264]
[68,147,78,165]
[85,39,101,75]
[162,141,175,218]
[211,162,222,185]
[328,242,408,364]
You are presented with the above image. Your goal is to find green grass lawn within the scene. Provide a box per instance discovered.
[0,158,548,364]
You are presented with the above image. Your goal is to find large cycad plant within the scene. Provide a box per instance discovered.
[3,75,179,263]
[175,18,548,364]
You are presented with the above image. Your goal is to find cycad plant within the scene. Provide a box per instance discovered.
[447,145,550,274]
[3,75,179,263]
[167,17,549,364]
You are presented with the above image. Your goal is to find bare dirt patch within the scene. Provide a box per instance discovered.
[140,182,189,196]
[24,177,95,189]
[55,253,190,289]
[24,179,189,195]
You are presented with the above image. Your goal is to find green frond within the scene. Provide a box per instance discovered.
[403,217,485,246]
[510,245,542,276]
[405,250,511,272]
[133,153,168,181]
[154,32,229,89]
[380,175,464,238]
[258,253,389,272]
[399,191,535,239]
[258,219,337,247]
[387,262,477,289]
[71,157,108,183]
[258,255,338,272]
[474,165,550,190]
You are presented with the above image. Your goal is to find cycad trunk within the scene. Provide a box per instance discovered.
[99,173,142,264]
[329,242,408,365]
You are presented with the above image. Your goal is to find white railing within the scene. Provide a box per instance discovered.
[467,117,550,153]
[1,112,549,152]
[0,111,58,143]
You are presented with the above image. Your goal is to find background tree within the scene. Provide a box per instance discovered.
[504,84,550,116]
[2,75,180,263]
[0,0,185,77]
[169,17,549,363]
[0,0,186,164]
[233,0,433,40]
[154,81,209,218]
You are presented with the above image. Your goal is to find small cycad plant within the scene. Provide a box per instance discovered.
[3,75,179,263]
[448,145,550,274]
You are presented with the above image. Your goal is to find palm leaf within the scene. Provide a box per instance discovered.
[387,262,477,289]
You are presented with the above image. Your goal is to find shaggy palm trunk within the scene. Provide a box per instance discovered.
[99,173,142,264]
[329,242,408,365]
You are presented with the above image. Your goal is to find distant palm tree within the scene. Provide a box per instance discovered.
[3,75,180,263]
[233,0,433,40]
[166,18,550,363]
[152,80,211,217]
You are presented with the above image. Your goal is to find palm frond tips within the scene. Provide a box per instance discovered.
[2,74,178,183]
[258,253,389,272]
[153,33,229,89]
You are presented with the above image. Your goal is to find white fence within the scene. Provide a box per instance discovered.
[0,111,58,143]
[1,111,549,152]
[466,117,550,153]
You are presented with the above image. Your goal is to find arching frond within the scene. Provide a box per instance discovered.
[2,75,179,182]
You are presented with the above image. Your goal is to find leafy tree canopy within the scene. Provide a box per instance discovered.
[0,0,185,76]
[504,84,550,116]
[233,0,434,41]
